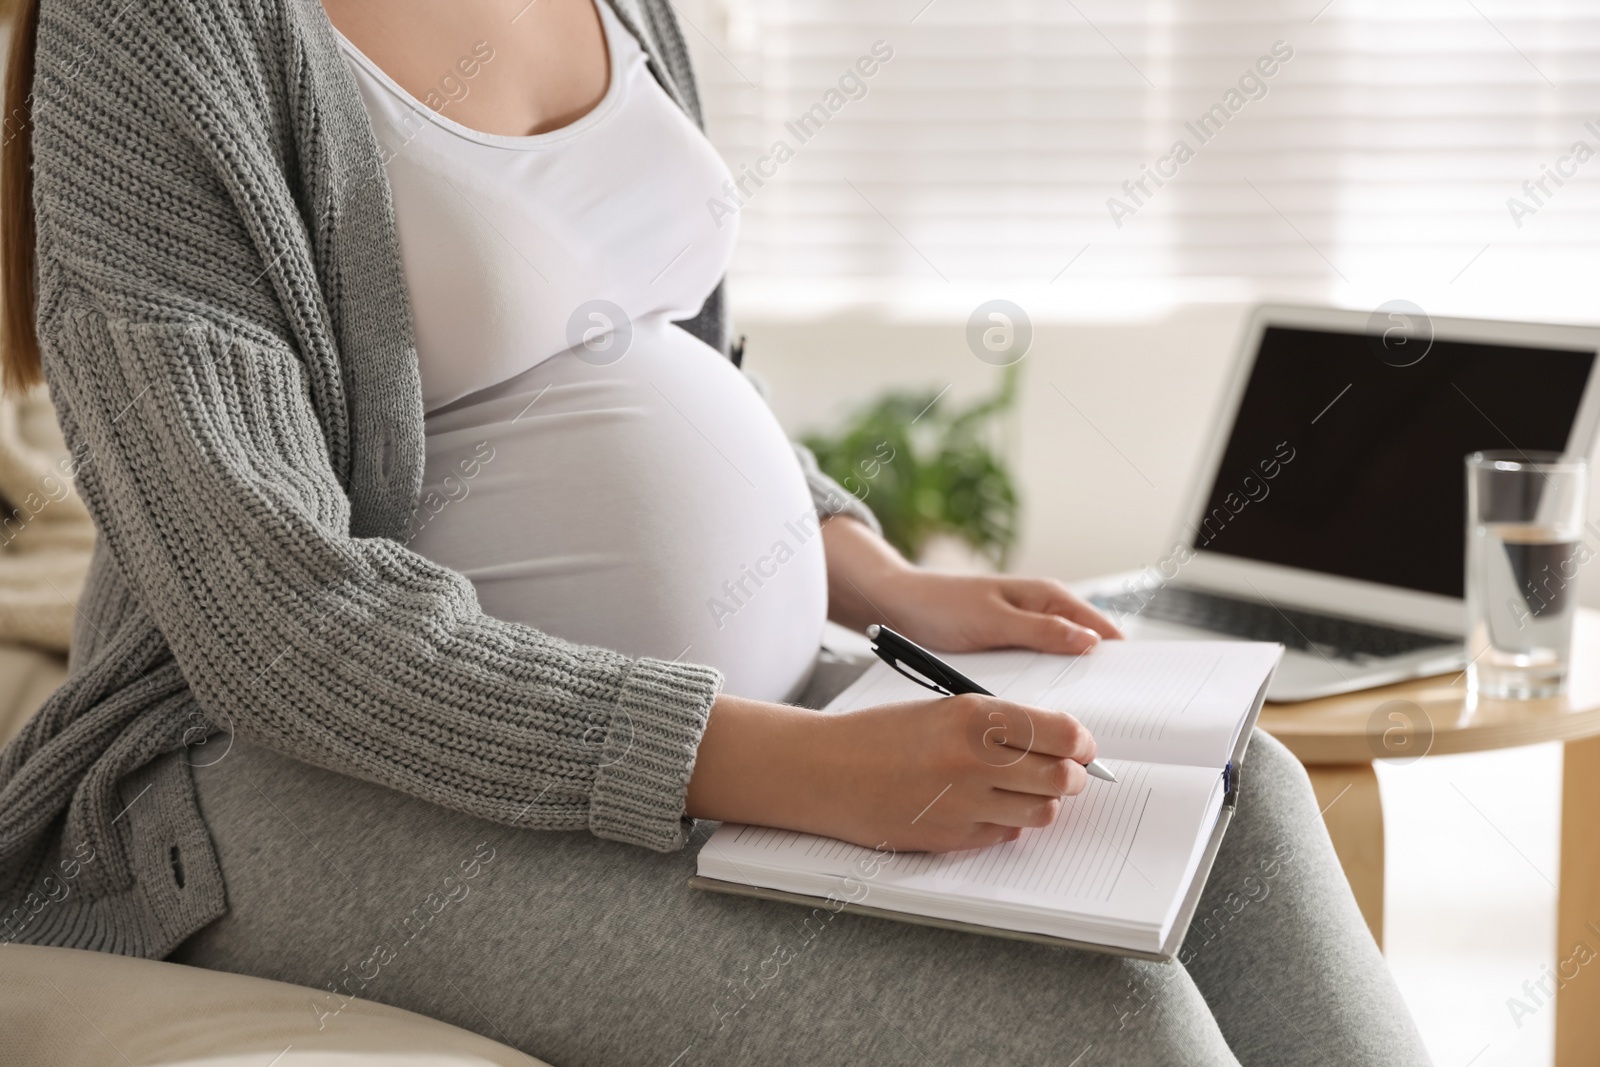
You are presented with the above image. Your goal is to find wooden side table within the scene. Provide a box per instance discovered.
[1259,608,1600,1067]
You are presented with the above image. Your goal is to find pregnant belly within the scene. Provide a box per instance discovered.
[406,321,828,703]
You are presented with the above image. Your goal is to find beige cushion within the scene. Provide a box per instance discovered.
[0,386,95,654]
[0,642,66,747]
[1,944,547,1066]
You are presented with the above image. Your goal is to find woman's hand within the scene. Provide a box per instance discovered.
[686,691,1098,852]
[821,516,1123,655]
[684,518,1114,852]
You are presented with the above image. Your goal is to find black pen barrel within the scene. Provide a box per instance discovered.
[870,625,993,697]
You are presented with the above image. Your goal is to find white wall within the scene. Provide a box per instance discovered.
[743,306,1600,610]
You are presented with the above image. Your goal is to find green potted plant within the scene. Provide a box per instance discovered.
[802,363,1021,570]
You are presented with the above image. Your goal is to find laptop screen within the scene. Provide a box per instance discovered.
[1192,324,1596,599]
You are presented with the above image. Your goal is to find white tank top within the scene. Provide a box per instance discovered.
[335,2,826,702]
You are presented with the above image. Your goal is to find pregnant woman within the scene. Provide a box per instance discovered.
[0,0,1429,1064]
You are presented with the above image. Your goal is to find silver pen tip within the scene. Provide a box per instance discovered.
[1085,759,1118,783]
[865,624,881,639]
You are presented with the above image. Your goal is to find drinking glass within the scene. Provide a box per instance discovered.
[1466,450,1588,699]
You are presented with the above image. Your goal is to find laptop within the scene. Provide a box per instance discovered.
[1082,304,1600,702]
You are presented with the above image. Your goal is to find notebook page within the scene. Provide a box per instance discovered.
[699,760,1225,938]
[823,641,1279,768]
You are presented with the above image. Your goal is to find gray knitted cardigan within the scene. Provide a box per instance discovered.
[0,0,875,958]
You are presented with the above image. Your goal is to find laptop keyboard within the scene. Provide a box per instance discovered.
[1089,586,1457,662]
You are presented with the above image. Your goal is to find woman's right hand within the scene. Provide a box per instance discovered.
[685,691,1098,853]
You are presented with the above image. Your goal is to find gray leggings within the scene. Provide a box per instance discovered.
[170,653,1430,1067]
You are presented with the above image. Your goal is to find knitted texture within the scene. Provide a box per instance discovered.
[0,0,873,959]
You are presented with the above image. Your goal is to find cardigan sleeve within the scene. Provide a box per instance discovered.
[793,442,883,535]
[30,0,721,853]
[41,313,722,853]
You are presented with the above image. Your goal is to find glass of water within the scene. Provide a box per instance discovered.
[1466,450,1589,699]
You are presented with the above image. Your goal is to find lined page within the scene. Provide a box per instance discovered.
[823,641,1280,768]
[699,760,1226,930]
[890,760,1162,903]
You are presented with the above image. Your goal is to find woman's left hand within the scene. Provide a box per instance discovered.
[821,516,1123,655]
[872,570,1122,655]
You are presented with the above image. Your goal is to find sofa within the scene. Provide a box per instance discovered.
[3,941,546,1066]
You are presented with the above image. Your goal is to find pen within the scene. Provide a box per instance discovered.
[864,624,1118,784]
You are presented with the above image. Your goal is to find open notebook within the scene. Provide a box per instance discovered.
[692,641,1283,960]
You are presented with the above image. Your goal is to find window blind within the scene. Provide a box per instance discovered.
[675,0,1600,321]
